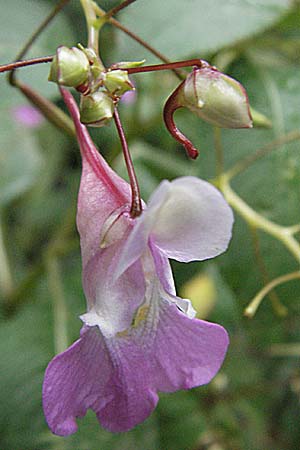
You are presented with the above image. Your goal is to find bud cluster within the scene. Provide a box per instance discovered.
[49,45,137,127]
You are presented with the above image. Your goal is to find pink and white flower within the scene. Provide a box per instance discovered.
[43,89,233,435]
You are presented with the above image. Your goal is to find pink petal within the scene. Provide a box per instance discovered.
[61,88,131,265]
[43,281,228,434]
[81,237,146,337]
[116,176,233,277]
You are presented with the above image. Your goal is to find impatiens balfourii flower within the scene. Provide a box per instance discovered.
[43,88,234,435]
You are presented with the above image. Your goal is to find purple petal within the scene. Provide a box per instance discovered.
[43,281,228,434]
[81,237,146,337]
[43,326,158,434]
[61,88,131,265]
[116,176,233,277]
[43,327,113,436]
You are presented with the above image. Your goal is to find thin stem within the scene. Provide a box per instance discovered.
[9,0,70,86]
[0,55,53,74]
[249,226,287,317]
[80,0,100,55]
[93,3,183,79]
[105,0,138,19]
[219,175,300,264]
[126,59,204,75]
[113,108,142,217]
[226,129,300,180]
[244,271,300,318]
[46,253,69,353]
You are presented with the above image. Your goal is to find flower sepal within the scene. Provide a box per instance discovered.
[48,46,90,89]
[79,91,114,127]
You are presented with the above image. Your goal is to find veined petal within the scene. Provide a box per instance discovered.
[43,326,113,436]
[43,325,158,434]
[116,176,233,277]
[61,88,131,265]
[81,237,146,338]
[149,176,234,262]
[43,278,228,434]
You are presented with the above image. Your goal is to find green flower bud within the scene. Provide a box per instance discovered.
[103,70,134,96]
[49,46,90,88]
[163,64,252,159]
[80,91,114,127]
[179,67,252,129]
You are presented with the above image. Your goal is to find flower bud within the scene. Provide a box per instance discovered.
[103,70,134,97]
[179,67,252,129]
[49,46,90,89]
[80,92,114,127]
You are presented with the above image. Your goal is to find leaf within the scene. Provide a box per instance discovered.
[0,0,76,106]
[0,115,42,207]
[115,0,291,62]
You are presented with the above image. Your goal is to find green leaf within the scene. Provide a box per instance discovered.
[0,116,42,207]
[115,0,291,61]
[0,0,76,106]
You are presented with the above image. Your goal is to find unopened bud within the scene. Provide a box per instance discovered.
[163,65,252,159]
[103,70,134,96]
[49,46,90,88]
[80,92,114,127]
[179,67,252,129]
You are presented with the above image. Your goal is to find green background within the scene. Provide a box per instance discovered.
[1,0,300,449]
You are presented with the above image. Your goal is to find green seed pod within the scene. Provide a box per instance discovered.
[49,46,90,88]
[103,70,134,96]
[80,91,114,127]
[179,67,252,129]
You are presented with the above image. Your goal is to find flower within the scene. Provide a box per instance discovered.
[42,89,234,435]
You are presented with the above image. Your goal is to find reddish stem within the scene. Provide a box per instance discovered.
[163,83,199,159]
[0,56,53,74]
[113,108,142,218]
[105,0,137,18]
[126,59,206,75]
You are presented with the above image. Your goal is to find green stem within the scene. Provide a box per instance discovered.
[249,225,287,317]
[93,3,184,79]
[80,0,102,58]
[219,175,300,265]
[244,271,300,318]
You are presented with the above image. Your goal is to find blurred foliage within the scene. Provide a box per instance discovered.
[1,1,300,449]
